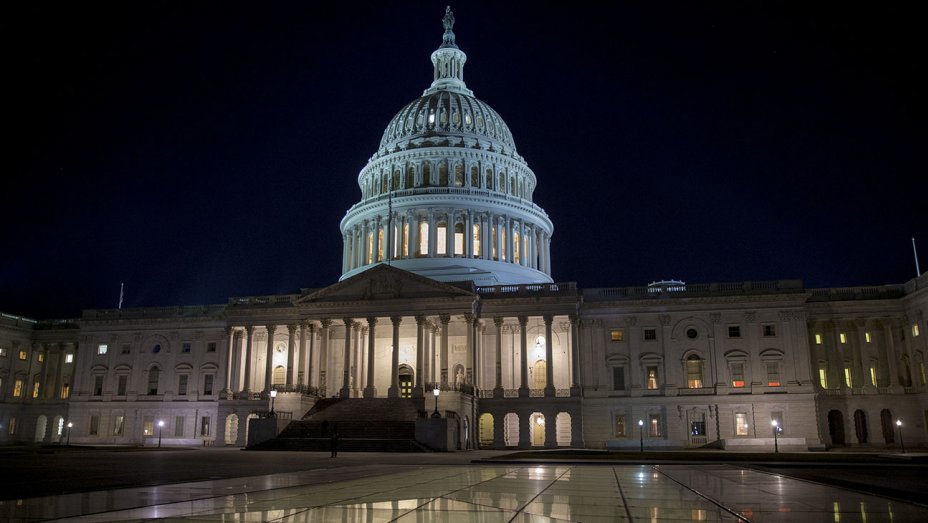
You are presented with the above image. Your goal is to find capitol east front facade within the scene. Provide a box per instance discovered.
[2,9,926,452]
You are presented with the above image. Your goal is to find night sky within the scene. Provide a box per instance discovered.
[4,1,925,320]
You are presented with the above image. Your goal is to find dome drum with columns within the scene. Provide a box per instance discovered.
[340,7,554,286]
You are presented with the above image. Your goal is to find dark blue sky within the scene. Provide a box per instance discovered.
[3,1,925,319]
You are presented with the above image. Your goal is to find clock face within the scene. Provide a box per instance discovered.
[686,328,698,339]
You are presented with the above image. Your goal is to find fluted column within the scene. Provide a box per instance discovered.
[264,324,276,393]
[319,319,331,394]
[223,327,235,395]
[286,325,297,386]
[494,317,504,397]
[409,212,419,257]
[364,317,377,398]
[545,234,552,275]
[518,316,529,397]
[414,315,426,397]
[482,214,491,260]
[242,325,254,396]
[569,316,580,396]
[304,323,315,387]
[340,319,353,398]
[440,314,450,386]
[464,212,473,258]
[544,315,555,397]
[389,316,401,397]
[372,217,381,263]
[427,210,436,257]
[505,216,513,263]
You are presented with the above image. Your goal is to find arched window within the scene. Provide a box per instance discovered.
[418,221,429,256]
[485,169,493,190]
[439,163,449,186]
[556,412,572,447]
[392,170,400,190]
[530,412,545,446]
[406,167,414,188]
[513,230,521,263]
[478,413,494,447]
[472,223,482,257]
[470,166,479,187]
[273,365,286,386]
[686,355,703,388]
[436,222,448,255]
[422,163,431,186]
[454,223,464,255]
[454,164,464,187]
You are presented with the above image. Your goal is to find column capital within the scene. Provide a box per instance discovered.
[464,313,474,324]
[518,316,528,327]
[568,314,579,325]
[287,324,297,335]
[439,314,451,325]
[543,315,553,325]
[245,324,255,334]
[494,317,505,327]
[367,317,378,327]
[320,319,333,328]
[266,324,277,333]
[391,316,403,326]
[343,318,354,327]
[415,314,427,325]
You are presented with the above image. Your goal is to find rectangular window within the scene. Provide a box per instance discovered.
[143,416,154,436]
[37,353,45,363]
[121,344,131,354]
[8,417,16,435]
[728,326,741,338]
[686,358,703,388]
[731,363,745,388]
[89,415,99,436]
[13,379,24,398]
[491,225,497,260]
[913,324,921,337]
[117,375,127,396]
[113,415,124,436]
[500,228,507,261]
[690,413,706,436]
[865,332,872,343]
[735,412,748,436]
[65,354,74,363]
[177,375,188,396]
[844,367,853,388]
[643,328,657,341]
[814,333,823,345]
[471,224,481,257]
[203,374,214,395]
[175,416,185,437]
[207,342,217,353]
[771,411,784,433]
[97,344,108,355]
[648,414,661,437]
[646,366,659,390]
[919,362,927,386]
[839,332,847,344]
[819,366,828,389]
[418,222,429,256]
[93,375,104,396]
[60,383,70,399]
[200,416,211,437]
[32,381,40,398]
[182,343,192,353]
[870,367,878,387]
[766,362,781,387]
[0,347,6,357]
[762,324,776,337]
[402,223,410,257]
[19,350,28,360]
[612,367,625,391]
[610,329,624,342]
[436,225,447,255]
[614,415,627,437]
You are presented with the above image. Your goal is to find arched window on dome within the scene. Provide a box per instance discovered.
[513,230,521,264]
[377,229,384,262]
[500,227,507,261]
[422,163,431,187]
[406,166,414,189]
[439,163,449,186]
[381,175,388,194]
[454,163,464,187]
[454,223,465,256]
[510,177,516,196]
[485,169,493,190]
[402,223,409,258]
[392,171,400,191]
[366,231,374,265]
[491,224,498,260]
[470,165,479,188]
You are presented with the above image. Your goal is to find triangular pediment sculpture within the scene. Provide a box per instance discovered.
[297,264,476,303]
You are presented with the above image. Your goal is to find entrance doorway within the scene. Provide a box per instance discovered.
[828,410,845,446]
[530,412,545,447]
[399,365,414,398]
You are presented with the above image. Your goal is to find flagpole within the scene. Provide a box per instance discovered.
[914,237,922,277]
[118,282,124,309]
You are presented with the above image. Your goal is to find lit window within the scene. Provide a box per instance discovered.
[865,332,872,343]
[614,415,627,437]
[686,355,703,388]
[646,366,659,390]
[471,224,481,256]
[913,324,921,337]
[839,333,847,344]
[19,350,28,360]
[65,354,73,363]
[60,383,70,399]
[32,382,40,398]
[13,379,24,397]
[454,223,464,256]
[143,417,154,436]
[0,347,6,357]
[814,333,823,345]
[643,328,657,341]
[649,414,661,437]
[8,417,16,435]
[762,325,776,337]
[766,362,781,387]
[610,329,624,342]
[771,412,784,433]
[844,367,853,388]
[436,224,447,255]
[870,367,878,387]
[919,362,927,386]
[428,112,435,124]
[728,326,741,338]
[114,415,125,436]
[200,416,211,437]
[97,344,108,355]
[418,222,429,256]
[37,353,44,363]
[819,366,828,389]
[731,363,745,388]
[735,412,749,436]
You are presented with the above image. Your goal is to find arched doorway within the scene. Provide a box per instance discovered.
[398,364,414,398]
[556,412,572,447]
[827,410,845,446]
[243,413,259,446]
[880,409,895,444]
[479,413,494,447]
[853,410,868,444]
[530,412,545,447]
[504,413,519,447]
[225,414,239,445]
[34,415,48,443]
[532,360,546,389]
[273,366,286,386]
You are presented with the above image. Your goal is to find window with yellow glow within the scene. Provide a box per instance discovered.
[731,363,745,388]
[686,355,703,388]
[402,223,409,257]
[614,415,626,437]
[491,225,497,260]
[610,329,624,342]
[844,367,853,387]
[37,353,44,363]
[500,227,507,261]
[646,366,659,390]
[472,224,481,256]
[649,414,661,437]
[735,412,749,436]
[513,231,520,263]
[60,383,70,399]
[766,362,781,387]
[839,332,847,344]
[814,333,823,345]
[143,417,154,436]
[913,324,921,337]
[32,382,40,398]
[366,231,373,264]
[419,222,429,256]
[865,331,872,343]
[13,379,24,397]
[377,229,384,261]
[19,350,27,360]
[436,224,447,255]
[870,367,878,387]
[819,367,828,389]
[7,417,15,435]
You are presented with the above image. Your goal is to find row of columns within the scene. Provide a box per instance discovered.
[1,343,74,403]
[342,210,551,275]
[489,315,580,398]
[816,319,917,390]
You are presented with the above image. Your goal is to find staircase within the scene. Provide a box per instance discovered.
[248,397,432,452]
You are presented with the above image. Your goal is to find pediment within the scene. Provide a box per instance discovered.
[296,264,476,303]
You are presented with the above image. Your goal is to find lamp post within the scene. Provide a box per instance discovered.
[66,422,72,446]
[157,420,164,448]
[896,420,905,453]
[638,419,644,452]
[431,387,441,418]
[270,389,277,416]
[771,420,779,453]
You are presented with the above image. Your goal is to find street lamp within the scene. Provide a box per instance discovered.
[270,389,278,416]
[66,422,73,446]
[157,420,164,448]
[771,420,779,453]
[431,387,441,418]
[896,420,905,453]
[638,419,644,452]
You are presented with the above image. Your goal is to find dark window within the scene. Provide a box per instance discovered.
[117,375,127,396]
[686,328,698,339]
[207,342,217,353]
[152,344,161,354]
[643,328,657,341]
[203,374,214,395]
[763,325,776,337]
[182,343,191,353]
[612,367,625,390]
[93,375,103,396]
[728,326,741,338]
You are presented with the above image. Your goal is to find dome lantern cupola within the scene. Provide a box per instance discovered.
[340,7,554,287]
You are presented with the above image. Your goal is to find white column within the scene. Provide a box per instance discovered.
[544,315,555,396]
[364,317,377,398]
[242,325,254,395]
[264,324,276,394]
[428,210,436,257]
[340,319,353,398]
[224,327,235,395]
[518,316,529,396]
[286,324,297,386]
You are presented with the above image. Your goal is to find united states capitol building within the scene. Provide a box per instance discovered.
[2,9,926,452]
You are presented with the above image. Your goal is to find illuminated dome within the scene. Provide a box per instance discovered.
[340,7,554,286]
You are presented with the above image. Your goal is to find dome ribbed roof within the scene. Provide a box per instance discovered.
[378,90,517,153]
